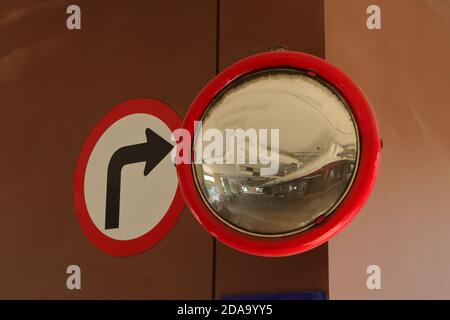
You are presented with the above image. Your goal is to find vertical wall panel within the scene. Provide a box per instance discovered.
[215,0,328,299]
[0,0,215,299]
[326,0,450,299]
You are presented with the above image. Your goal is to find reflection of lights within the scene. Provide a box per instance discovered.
[208,186,220,202]
[204,175,215,182]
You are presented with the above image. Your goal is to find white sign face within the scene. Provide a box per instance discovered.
[84,114,177,240]
[74,99,184,256]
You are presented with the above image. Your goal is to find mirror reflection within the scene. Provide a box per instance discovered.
[193,69,359,236]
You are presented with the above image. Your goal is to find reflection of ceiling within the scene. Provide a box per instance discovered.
[201,71,357,153]
[261,142,345,186]
[201,141,353,187]
[196,69,359,188]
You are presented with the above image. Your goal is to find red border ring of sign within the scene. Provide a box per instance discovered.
[74,98,184,257]
[177,51,381,257]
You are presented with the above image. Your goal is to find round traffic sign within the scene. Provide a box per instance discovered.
[74,98,184,256]
[177,51,381,257]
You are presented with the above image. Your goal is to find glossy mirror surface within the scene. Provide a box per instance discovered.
[193,69,359,236]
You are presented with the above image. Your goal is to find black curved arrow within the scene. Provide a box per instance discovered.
[104,128,174,230]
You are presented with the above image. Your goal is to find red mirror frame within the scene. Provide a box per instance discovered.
[177,51,381,257]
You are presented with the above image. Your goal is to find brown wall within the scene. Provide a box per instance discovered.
[325,0,450,299]
[5,0,449,300]
[0,0,216,299]
[215,0,329,299]
[0,0,329,299]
